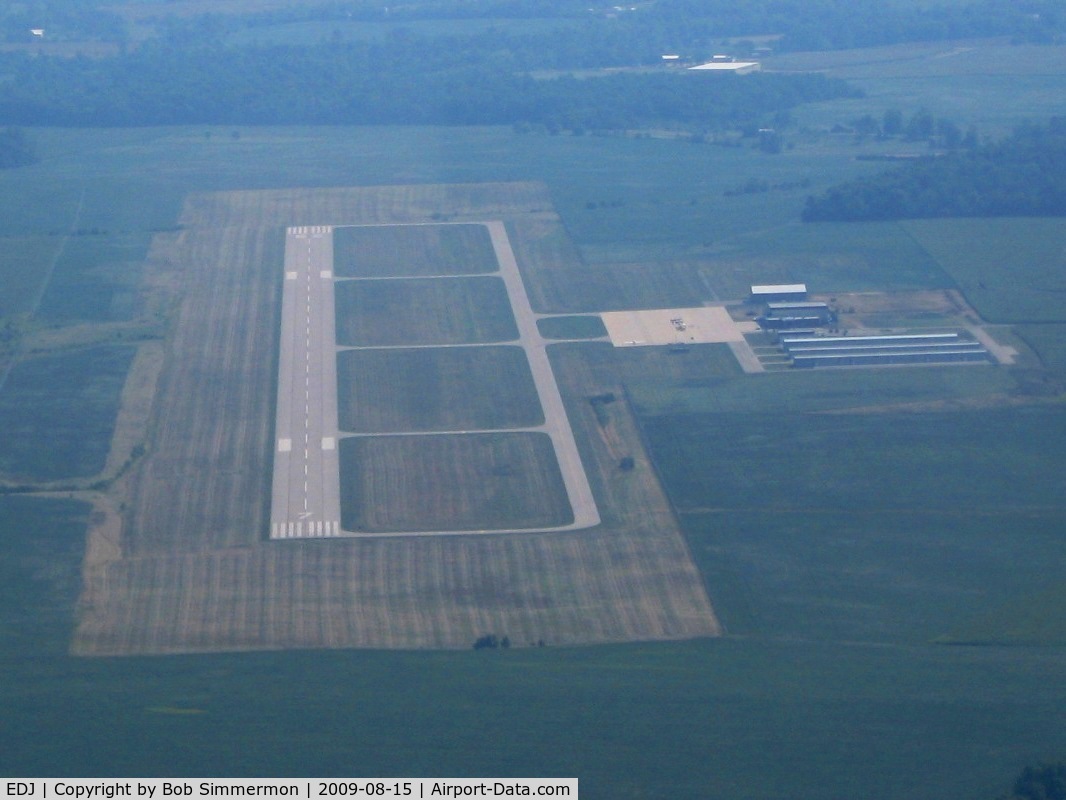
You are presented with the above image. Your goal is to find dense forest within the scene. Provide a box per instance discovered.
[0,42,856,129]
[802,120,1066,221]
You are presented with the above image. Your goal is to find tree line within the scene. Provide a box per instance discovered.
[164,0,1066,69]
[0,0,124,43]
[0,41,857,130]
[802,119,1066,221]
[7,0,1064,56]
[847,108,980,150]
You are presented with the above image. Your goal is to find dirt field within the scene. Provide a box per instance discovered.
[73,183,721,655]
[826,289,977,328]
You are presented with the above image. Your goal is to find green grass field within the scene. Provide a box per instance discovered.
[778,41,1066,138]
[1014,324,1066,375]
[0,496,89,657]
[708,219,954,296]
[536,315,608,339]
[0,235,65,317]
[339,432,571,532]
[333,223,498,278]
[336,346,543,432]
[37,232,148,323]
[0,345,136,482]
[606,318,1066,658]
[941,580,1066,645]
[620,343,1015,416]
[1,494,1063,798]
[642,407,1066,513]
[682,509,1066,645]
[904,218,1066,323]
[225,16,580,47]
[334,276,518,346]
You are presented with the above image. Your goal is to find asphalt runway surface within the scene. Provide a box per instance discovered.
[269,226,342,538]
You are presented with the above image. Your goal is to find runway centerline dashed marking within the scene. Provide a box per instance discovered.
[269,225,341,539]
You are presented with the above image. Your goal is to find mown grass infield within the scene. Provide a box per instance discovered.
[336,345,543,433]
[537,315,608,340]
[334,276,518,346]
[339,432,572,532]
[333,223,498,278]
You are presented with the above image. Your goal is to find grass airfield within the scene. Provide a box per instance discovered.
[1,36,1065,797]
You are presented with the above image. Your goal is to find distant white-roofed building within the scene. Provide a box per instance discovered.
[689,59,760,74]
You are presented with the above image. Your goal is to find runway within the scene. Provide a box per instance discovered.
[269,226,342,539]
[269,221,600,539]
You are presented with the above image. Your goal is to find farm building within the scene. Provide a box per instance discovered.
[750,283,807,303]
[779,332,991,368]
